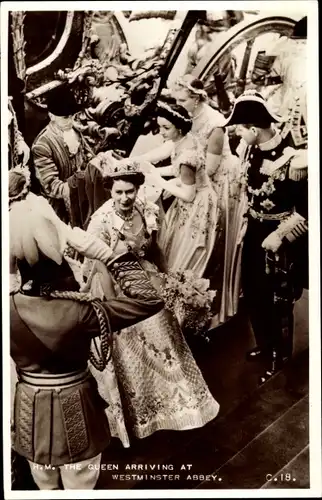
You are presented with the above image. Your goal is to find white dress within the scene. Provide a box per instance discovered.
[158,133,219,278]
[190,104,247,326]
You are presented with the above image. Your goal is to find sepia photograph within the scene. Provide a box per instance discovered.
[1,1,320,498]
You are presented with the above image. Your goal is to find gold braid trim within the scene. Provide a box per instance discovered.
[50,290,113,371]
[275,212,308,243]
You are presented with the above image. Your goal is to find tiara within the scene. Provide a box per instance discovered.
[175,77,208,100]
[157,101,192,124]
[9,165,31,206]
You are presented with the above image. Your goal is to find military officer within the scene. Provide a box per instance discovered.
[224,90,308,383]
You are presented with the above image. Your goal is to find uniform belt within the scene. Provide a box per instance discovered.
[18,368,90,390]
[249,208,293,221]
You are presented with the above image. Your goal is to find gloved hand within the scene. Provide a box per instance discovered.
[262,231,283,253]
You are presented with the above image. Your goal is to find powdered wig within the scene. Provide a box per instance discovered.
[156,96,192,136]
[10,184,68,267]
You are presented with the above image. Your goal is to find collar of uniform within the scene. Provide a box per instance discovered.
[257,132,282,152]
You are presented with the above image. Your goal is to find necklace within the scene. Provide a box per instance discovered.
[113,202,135,227]
[173,135,185,153]
[192,104,204,121]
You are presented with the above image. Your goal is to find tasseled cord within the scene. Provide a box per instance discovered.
[45,290,113,371]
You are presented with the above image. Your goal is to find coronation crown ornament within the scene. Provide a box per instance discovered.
[108,159,142,177]
[97,151,143,179]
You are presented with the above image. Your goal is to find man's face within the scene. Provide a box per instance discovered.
[235,125,258,146]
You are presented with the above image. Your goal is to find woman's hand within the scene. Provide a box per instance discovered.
[139,160,156,175]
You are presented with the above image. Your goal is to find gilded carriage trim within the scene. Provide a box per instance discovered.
[11,11,26,81]
[26,12,75,76]
[59,389,89,459]
[25,80,63,101]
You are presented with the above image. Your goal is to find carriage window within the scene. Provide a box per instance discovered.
[23,12,67,68]
[199,27,295,117]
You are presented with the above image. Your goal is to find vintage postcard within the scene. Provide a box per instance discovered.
[1,1,321,498]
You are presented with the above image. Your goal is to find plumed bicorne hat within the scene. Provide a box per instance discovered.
[46,84,80,116]
[291,17,307,40]
[223,90,284,127]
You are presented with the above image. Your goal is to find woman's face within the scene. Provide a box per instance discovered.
[157,116,180,142]
[111,179,138,213]
[175,88,198,114]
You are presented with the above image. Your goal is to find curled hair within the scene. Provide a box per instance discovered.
[103,173,145,191]
[156,96,192,136]
[176,74,208,102]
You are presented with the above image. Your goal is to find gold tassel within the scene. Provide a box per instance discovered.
[289,165,308,181]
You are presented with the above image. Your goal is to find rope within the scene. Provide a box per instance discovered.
[49,290,113,371]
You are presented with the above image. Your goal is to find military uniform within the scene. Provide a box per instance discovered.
[11,253,163,488]
[224,90,308,381]
[241,132,308,365]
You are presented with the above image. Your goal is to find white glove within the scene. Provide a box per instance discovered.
[261,231,283,253]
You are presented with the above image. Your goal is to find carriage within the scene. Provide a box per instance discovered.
[9,9,303,155]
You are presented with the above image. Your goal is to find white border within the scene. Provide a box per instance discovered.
[1,1,321,499]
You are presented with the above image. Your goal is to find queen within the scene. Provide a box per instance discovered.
[82,157,220,446]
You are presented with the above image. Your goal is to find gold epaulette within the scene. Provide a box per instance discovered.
[289,149,308,181]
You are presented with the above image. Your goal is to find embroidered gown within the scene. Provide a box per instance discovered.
[158,133,218,277]
[189,104,248,326]
[83,198,220,447]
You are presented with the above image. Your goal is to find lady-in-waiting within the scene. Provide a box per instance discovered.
[173,75,248,326]
[134,96,219,279]
[82,158,219,447]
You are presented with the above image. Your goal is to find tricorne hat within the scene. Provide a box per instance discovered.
[46,84,79,117]
[223,90,284,127]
